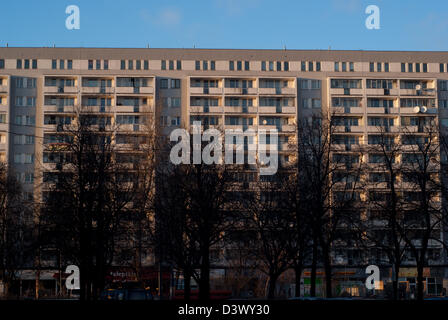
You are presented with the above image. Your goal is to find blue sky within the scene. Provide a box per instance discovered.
[1,0,448,51]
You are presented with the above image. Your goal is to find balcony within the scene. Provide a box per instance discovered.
[366,126,399,133]
[115,86,154,94]
[330,88,363,96]
[366,107,399,114]
[82,86,114,94]
[44,86,79,94]
[115,105,152,113]
[0,123,8,131]
[43,105,75,113]
[224,87,257,95]
[259,106,296,114]
[335,126,364,133]
[258,87,296,95]
[224,124,257,131]
[190,106,223,113]
[400,88,436,97]
[225,106,257,113]
[258,124,295,133]
[190,87,223,95]
[332,107,364,114]
[366,88,399,96]
[81,105,113,113]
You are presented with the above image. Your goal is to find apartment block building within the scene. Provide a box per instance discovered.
[1,48,448,297]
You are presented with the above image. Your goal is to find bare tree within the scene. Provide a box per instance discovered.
[295,115,363,297]
[0,162,31,298]
[40,112,155,300]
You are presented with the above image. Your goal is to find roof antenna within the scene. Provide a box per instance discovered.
[193,44,196,48]
[147,43,150,48]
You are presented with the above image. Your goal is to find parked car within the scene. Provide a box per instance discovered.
[101,288,153,301]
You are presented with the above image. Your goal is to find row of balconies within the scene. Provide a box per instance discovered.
[44,86,154,95]
[189,106,296,114]
[43,104,153,113]
[189,86,296,95]
[330,87,436,97]
[332,106,437,114]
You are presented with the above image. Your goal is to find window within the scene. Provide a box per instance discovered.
[169,60,174,70]
[24,59,30,69]
[229,61,234,71]
[60,60,65,70]
[160,79,168,89]
[0,59,4,69]
[276,61,281,71]
[334,62,339,72]
[245,61,250,71]
[171,79,180,89]
[0,114,5,123]
[203,60,208,71]
[195,60,200,70]
[384,62,389,72]
[377,62,381,72]
[349,62,354,72]
[440,63,445,73]
[342,62,347,72]
[401,63,406,72]
[120,60,126,70]
[67,60,73,70]
[301,61,306,71]
[261,61,266,71]
[171,97,181,108]
[269,61,274,71]
[88,60,93,70]
[370,62,374,72]
[144,60,149,70]
[177,60,182,70]
[237,61,242,71]
[316,62,321,71]
[17,59,23,69]
[161,60,166,70]
[408,63,413,72]
[423,63,428,73]
[416,63,420,73]
[284,61,289,71]
[103,60,108,70]
[128,60,133,70]
[309,61,314,72]
[211,61,215,70]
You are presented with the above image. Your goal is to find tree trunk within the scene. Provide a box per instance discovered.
[267,273,279,299]
[198,245,210,300]
[310,236,318,297]
[323,249,332,298]
[392,262,400,300]
[184,269,191,300]
[416,262,425,301]
[294,265,303,297]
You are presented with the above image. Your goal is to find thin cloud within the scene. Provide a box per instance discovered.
[215,0,260,16]
[141,7,182,27]
[331,0,363,14]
